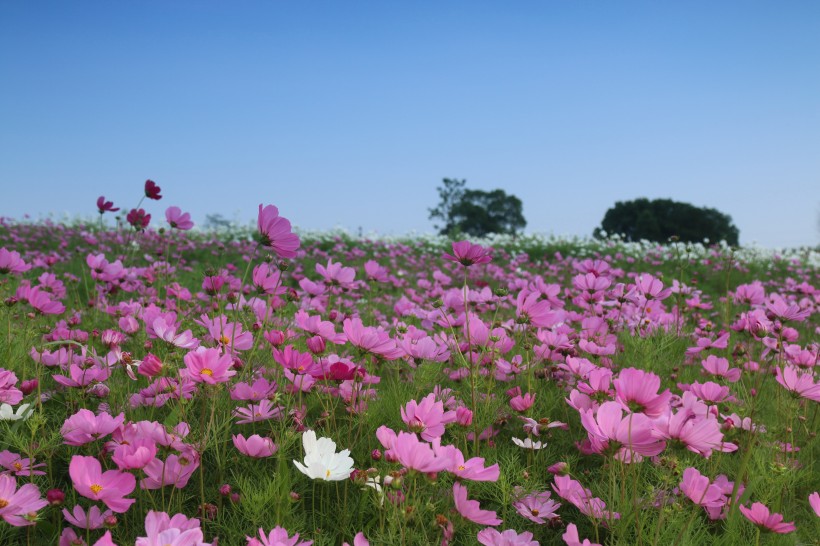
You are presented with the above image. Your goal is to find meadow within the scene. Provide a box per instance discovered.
[0,189,818,545]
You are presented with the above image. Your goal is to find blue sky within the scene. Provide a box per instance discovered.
[1,1,818,247]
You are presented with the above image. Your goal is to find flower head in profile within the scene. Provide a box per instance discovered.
[738,502,795,534]
[443,241,492,267]
[144,179,162,200]
[96,196,120,214]
[257,204,300,259]
[0,248,31,275]
[293,430,353,481]
[165,206,194,230]
[247,526,313,546]
[453,482,502,525]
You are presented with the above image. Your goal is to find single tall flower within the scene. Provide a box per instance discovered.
[443,241,492,267]
[293,430,354,481]
[96,196,120,214]
[257,204,300,259]
[165,206,194,230]
[127,208,151,230]
[145,179,162,200]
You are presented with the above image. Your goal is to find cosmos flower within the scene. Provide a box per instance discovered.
[293,430,354,481]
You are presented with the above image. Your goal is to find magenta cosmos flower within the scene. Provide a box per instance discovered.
[183,347,236,384]
[144,179,162,200]
[579,401,666,462]
[257,204,300,259]
[233,434,278,458]
[0,474,47,526]
[247,526,313,546]
[96,196,120,214]
[127,208,151,230]
[401,393,456,441]
[165,206,194,230]
[738,502,796,533]
[69,455,136,513]
[477,528,539,546]
[0,248,31,275]
[453,482,502,526]
[443,240,492,266]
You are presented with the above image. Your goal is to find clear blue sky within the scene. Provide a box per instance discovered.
[1,1,818,247]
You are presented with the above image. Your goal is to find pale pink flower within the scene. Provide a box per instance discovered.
[738,502,796,533]
[165,206,194,230]
[453,482,501,525]
[401,393,456,441]
[477,528,539,545]
[233,434,278,458]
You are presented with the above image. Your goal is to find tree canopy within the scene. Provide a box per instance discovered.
[429,178,526,238]
[595,198,740,246]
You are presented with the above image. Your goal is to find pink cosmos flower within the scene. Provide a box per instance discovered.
[401,393,456,441]
[112,438,158,470]
[0,248,31,275]
[613,368,672,418]
[700,355,741,382]
[183,347,236,384]
[809,492,820,517]
[579,401,666,462]
[449,450,500,482]
[69,455,136,513]
[388,430,452,473]
[513,490,560,524]
[477,528,539,546]
[0,474,48,526]
[165,206,194,230]
[96,195,120,214]
[61,409,125,446]
[453,482,502,525]
[316,258,356,288]
[247,526,313,546]
[25,286,65,315]
[679,467,730,519]
[738,502,796,533]
[343,318,403,360]
[233,434,278,458]
[653,409,736,458]
[510,392,536,412]
[562,524,602,546]
[443,241,492,267]
[141,453,200,490]
[136,510,208,546]
[257,204,300,259]
[342,532,370,546]
[775,364,820,401]
[62,504,111,530]
[0,370,23,405]
[144,179,162,200]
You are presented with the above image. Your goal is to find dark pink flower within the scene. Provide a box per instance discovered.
[144,179,162,200]
[443,240,492,267]
[126,208,151,230]
[96,196,120,214]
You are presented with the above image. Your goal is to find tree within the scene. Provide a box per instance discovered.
[594,198,740,246]
[428,179,526,237]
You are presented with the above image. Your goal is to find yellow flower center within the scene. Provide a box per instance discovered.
[0,499,9,509]
[219,335,231,345]
[457,465,465,471]
[13,462,23,471]
[90,484,103,495]
[326,469,331,478]
[201,368,213,376]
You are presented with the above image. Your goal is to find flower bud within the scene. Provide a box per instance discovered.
[306,335,326,355]
[46,489,65,506]
[138,353,163,378]
[20,379,38,396]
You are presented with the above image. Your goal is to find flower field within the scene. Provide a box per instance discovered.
[0,186,818,545]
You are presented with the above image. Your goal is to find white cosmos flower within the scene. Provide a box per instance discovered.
[0,403,33,421]
[512,437,544,450]
[293,430,354,481]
